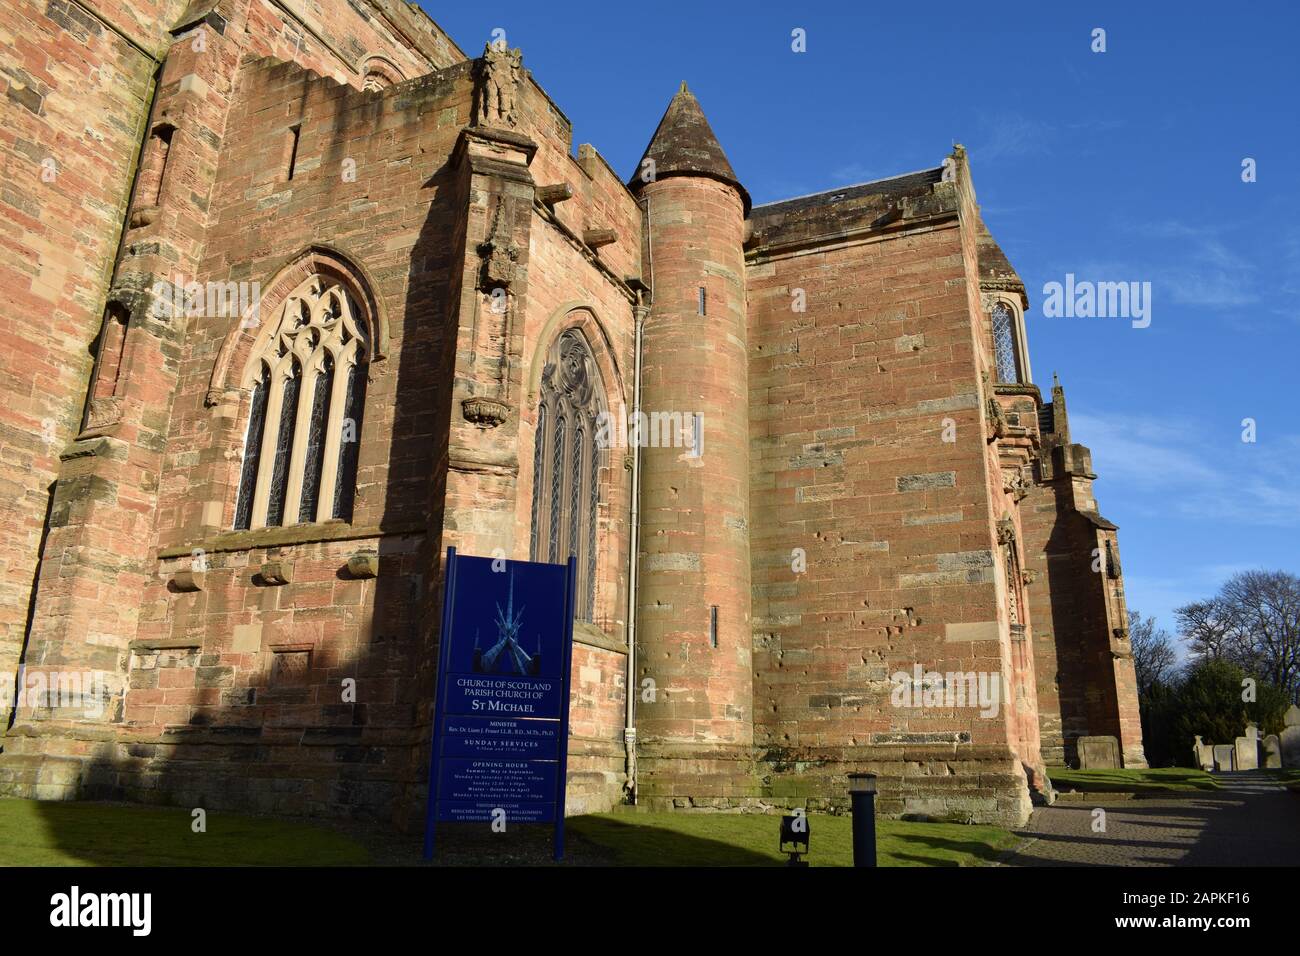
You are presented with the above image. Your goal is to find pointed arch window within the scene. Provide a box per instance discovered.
[990,298,1032,385]
[529,329,606,621]
[991,302,1021,384]
[234,275,370,530]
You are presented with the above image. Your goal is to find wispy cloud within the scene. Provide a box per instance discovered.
[1122,219,1260,308]
[971,113,1054,163]
[1070,410,1300,527]
[828,161,878,184]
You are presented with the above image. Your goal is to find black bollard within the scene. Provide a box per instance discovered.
[848,773,877,867]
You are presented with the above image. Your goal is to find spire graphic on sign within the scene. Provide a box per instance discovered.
[473,569,540,675]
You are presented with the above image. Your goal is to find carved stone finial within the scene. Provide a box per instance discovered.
[477,43,523,129]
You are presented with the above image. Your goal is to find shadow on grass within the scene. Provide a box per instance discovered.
[0,798,370,866]
[567,815,779,867]
[1046,767,1220,793]
[882,832,1011,867]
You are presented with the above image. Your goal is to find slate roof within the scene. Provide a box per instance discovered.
[746,166,945,249]
[630,82,750,213]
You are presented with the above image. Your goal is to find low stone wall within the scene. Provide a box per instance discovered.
[634,742,1033,827]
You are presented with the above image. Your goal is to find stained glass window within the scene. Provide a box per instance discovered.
[992,302,1021,384]
[332,355,367,521]
[234,275,370,529]
[265,360,300,527]
[529,328,605,621]
[233,367,269,530]
[298,352,332,523]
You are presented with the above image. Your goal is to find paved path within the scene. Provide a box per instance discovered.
[1002,773,1300,866]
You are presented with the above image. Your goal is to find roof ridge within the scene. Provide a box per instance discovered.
[752,166,944,210]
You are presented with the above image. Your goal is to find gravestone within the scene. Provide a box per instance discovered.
[1077,735,1121,769]
[1263,734,1282,769]
[1192,735,1214,771]
[1234,735,1258,771]
[1212,744,1236,772]
[1282,705,1300,769]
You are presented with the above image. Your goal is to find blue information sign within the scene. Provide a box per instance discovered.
[423,548,576,861]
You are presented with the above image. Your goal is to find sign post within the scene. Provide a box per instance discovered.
[423,547,576,862]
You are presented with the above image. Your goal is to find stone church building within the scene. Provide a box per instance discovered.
[1,0,1144,828]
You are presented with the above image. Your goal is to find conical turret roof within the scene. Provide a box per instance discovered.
[630,82,750,213]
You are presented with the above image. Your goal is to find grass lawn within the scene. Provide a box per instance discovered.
[1046,767,1220,794]
[567,807,1019,867]
[0,798,371,866]
[1,797,1020,867]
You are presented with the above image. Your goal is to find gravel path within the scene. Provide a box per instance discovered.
[1002,772,1300,866]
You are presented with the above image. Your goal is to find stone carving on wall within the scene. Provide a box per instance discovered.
[1003,465,1030,501]
[983,372,1008,440]
[477,194,521,292]
[996,516,1016,546]
[462,395,509,428]
[477,43,523,129]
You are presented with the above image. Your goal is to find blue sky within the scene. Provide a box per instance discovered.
[423,1,1300,642]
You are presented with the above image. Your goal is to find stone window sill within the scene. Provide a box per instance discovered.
[157,519,425,559]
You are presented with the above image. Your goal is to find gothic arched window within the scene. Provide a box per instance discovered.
[991,300,1030,385]
[234,275,370,530]
[529,329,605,620]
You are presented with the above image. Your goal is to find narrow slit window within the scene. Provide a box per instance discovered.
[698,286,707,316]
[687,412,703,459]
[285,124,301,181]
[709,605,719,648]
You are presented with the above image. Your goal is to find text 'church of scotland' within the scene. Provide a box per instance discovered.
[0,0,1144,826]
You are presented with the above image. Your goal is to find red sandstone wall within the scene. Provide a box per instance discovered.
[242,0,461,88]
[0,0,189,716]
[0,0,462,796]
[746,214,1019,756]
[93,57,476,816]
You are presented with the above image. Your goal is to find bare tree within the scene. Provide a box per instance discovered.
[1177,571,1300,702]
[1220,570,1300,699]
[1128,610,1179,693]
[1175,598,1236,662]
